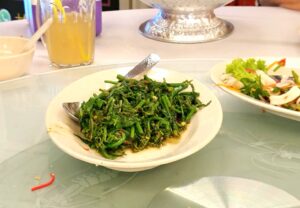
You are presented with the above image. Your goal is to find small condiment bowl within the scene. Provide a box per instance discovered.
[0,36,35,81]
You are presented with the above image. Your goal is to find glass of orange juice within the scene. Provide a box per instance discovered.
[39,0,95,68]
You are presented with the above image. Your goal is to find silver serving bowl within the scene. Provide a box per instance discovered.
[139,0,234,43]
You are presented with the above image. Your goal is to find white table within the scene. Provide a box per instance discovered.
[0,6,300,75]
[0,60,300,207]
[1,7,300,207]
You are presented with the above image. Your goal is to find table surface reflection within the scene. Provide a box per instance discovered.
[0,59,299,208]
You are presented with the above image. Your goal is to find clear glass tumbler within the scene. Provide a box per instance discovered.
[39,0,96,68]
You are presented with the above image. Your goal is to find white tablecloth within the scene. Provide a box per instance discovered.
[0,6,300,74]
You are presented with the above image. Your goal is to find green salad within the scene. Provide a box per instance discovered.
[222,58,300,111]
[77,75,209,159]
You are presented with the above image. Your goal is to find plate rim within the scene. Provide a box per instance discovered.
[46,67,223,169]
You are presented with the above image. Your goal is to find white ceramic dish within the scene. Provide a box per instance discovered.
[210,57,300,122]
[46,67,223,172]
[0,36,35,81]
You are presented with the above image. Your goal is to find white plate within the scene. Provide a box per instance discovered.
[46,67,223,172]
[210,58,300,122]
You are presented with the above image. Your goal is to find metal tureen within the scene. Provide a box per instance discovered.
[139,0,234,43]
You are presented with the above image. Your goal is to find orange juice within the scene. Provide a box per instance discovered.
[44,13,95,67]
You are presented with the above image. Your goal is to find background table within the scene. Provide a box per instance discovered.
[1,6,300,207]
[0,6,300,75]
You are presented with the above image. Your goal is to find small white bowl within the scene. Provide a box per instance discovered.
[0,36,35,81]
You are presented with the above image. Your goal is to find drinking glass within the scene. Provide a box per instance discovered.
[38,0,96,68]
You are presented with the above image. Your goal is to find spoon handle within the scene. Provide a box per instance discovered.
[125,53,160,78]
[20,18,53,53]
[63,53,160,123]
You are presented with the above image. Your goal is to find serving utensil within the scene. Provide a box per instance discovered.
[18,18,53,53]
[62,53,160,122]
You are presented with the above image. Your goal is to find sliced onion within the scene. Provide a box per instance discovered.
[270,86,300,106]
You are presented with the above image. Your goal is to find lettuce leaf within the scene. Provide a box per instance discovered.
[226,58,267,81]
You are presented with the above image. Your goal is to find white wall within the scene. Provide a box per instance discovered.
[131,0,149,9]
[119,0,149,9]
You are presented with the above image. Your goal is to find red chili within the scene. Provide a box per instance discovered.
[31,173,55,191]
[245,68,256,74]
[278,58,286,66]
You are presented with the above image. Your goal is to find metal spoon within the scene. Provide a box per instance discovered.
[62,53,160,123]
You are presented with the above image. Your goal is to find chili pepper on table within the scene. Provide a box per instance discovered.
[31,173,55,191]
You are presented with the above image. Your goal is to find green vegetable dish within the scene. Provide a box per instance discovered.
[77,75,209,159]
